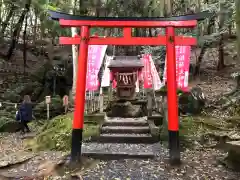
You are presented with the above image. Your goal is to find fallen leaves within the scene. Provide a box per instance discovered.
[0,151,36,168]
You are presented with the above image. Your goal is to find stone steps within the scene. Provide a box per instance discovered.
[104,119,148,127]
[96,133,157,144]
[101,126,150,134]
[83,116,160,159]
[82,143,157,159]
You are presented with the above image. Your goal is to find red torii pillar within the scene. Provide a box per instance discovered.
[59,19,197,165]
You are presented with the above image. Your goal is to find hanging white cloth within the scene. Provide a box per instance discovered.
[101,55,113,87]
[135,74,139,92]
[149,55,164,90]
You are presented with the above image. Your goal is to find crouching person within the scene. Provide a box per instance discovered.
[16,95,33,134]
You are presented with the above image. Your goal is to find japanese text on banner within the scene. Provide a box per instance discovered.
[86,45,107,91]
[163,46,191,91]
[142,54,152,88]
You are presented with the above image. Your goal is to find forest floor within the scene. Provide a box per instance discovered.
[0,132,240,179]
[0,70,239,179]
[0,44,240,179]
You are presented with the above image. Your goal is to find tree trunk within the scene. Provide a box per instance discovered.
[6,0,32,60]
[46,38,54,65]
[70,0,79,100]
[0,4,16,37]
[217,1,225,70]
[23,15,28,75]
[0,0,2,22]
[217,35,225,70]
[235,0,240,62]
[194,16,215,76]
[95,0,101,16]
[40,20,45,41]
[10,13,15,35]
[164,0,173,17]
[33,10,38,44]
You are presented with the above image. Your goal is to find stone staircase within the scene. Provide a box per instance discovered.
[82,116,161,159]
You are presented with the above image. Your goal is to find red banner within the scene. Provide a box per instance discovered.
[142,54,152,88]
[163,46,191,91]
[86,45,107,91]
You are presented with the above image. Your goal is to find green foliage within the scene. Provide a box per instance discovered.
[156,85,184,96]
[180,116,198,137]
[0,116,14,129]
[33,95,63,119]
[47,4,59,11]
[160,116,204,149]
[25,113,99,151]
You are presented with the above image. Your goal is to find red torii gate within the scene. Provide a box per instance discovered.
[50,12,198,165]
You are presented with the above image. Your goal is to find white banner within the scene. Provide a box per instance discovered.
[149,55,163,90]
[101,55,113,87]
[135,75,139,92]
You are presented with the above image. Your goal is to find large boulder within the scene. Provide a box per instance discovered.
[159,86,206,118]
[223,141,240,171]
[0,120,22,132]
[178,87,206,115]
[0,106,22,132]
[106,101,143,118]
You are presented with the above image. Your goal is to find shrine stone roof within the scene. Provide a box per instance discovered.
[108,56,144,68]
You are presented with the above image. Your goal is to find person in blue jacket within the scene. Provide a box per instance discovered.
[16,95,33,133]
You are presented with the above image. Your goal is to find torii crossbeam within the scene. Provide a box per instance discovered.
[49,10,213,165]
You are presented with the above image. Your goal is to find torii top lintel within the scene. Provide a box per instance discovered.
[48,10,214,46]
[48,10,214,28]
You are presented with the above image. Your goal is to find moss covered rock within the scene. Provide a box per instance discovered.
[0,120,22,132]
[106,101,142,117]
[24,113,99,151]
[0,106,18,132]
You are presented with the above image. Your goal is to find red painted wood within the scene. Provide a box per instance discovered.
[59,19,197,28]
[123,28,132,37]
[166,26,179,131]
[59,36,196,46]
[72,26,89,129]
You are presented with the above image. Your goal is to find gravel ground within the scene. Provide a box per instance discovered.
[82,147,240,180]
[0,133,66,179]
[1,133,239,180]
[3,151,66,178]
[82,142,160,155]
[100,133,152,137]
[0,133,25,156]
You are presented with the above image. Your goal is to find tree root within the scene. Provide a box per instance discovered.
[208,89,240,110]
[194,119,228,131]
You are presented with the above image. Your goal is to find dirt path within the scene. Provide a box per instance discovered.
[0,133,66,179]
[0,132,239,180]
[82,147,240,180]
